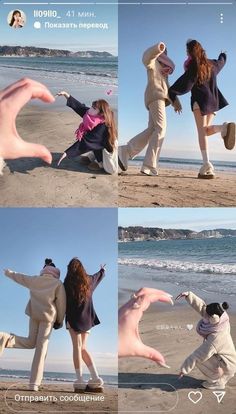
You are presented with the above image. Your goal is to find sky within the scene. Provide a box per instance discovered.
[119,207,236,231]
[0,1,117,54]
[119,1,236,161]
[0,208,118,375]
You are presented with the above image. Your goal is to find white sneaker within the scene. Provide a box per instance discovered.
[118,145,129,171]
[221,122,236,150]
[0,332,10,356]
[198,162,215,179]
[202,380,225,390]
[86,376,104,389]
[29,384,39,392]
[141,167,158,176]
[73,379,87,392]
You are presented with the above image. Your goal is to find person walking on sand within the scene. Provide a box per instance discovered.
[64,258,106,392]
[118,41,182,176]
[176,291,236,390]
[56,92,118,174]
[0,258,66,392]
[169,39,235,179]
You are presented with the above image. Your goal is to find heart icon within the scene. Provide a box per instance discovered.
[187,324,193,331]
[188,391,203,404]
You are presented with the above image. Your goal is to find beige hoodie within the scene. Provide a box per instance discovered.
[181,292,236,375]
[5,270,66,324]
[142,42,173,109]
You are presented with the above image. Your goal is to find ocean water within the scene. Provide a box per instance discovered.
[129,156,236,173]
[0,369,117,386]
[0,56,117,87]
[119,237,236,309]
[0,56,118,109]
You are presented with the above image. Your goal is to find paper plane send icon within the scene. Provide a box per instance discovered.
[213,391,226,403]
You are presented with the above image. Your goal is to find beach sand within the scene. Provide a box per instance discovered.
[118,166,236,207]
[0,382,118,413]
[0,105,117,207]
[118,305,236,414]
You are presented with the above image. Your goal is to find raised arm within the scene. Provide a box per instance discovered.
[66,95,89,117]
[213,52,226,75]
[142,42,166,69]
[185,291,208,316]
[4,269,36,289]
[91,267,105,289]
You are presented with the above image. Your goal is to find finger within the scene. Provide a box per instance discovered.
[0,78,50,99]
[3,83,55,118]
[0,78,31,99]
[17,140,52,164]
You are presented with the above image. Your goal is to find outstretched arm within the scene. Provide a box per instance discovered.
[214,52,227,75]
[56,91,89,117]
[91,266,106,289]
[67,96,89,117]
[176,291,207,317]
[168,69,195,103]
[4,269,36,289]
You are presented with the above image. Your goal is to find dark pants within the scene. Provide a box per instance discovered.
[66,140,103,163]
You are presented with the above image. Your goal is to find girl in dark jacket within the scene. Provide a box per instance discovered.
[64,258,105,392]
[57,91,117,171]
[169,40,235,179]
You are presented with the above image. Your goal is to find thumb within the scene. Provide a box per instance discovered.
[19,141,52,164]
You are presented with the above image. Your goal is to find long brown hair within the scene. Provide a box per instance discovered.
[10,10,21,26]
[186,40,212,85]
[92,100,117,152]
[64,258,91,304]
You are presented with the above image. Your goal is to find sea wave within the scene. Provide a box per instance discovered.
[0,374,117,385]
[0,64,117,79]
[118,258,236,275]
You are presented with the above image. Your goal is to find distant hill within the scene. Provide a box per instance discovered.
[0,46,115,58]
[118,226,236,242]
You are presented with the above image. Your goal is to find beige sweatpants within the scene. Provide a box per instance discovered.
[197,355,235,385]
[6,318,53,386]
[127,99,166,172]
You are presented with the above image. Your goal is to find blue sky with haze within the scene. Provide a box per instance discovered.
[119,208,236,231]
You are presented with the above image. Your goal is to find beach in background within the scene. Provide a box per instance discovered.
[0,57,118,207]
[118,237,236,413]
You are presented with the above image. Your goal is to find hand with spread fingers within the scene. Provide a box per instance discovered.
[0,78,55,172]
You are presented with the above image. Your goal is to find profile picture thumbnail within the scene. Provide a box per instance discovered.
[8,10,26,29]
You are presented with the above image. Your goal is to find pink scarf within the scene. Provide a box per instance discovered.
[157,53,175,76]
[196,312,229,338]
[184,56,192,71]
[75,111,105,141]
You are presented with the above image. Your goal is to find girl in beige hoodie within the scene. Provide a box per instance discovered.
[0,259,66,391]
[118,41,181,176]
[176,291,236,389]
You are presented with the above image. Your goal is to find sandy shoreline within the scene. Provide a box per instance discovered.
[0,105,118,207]
[118,166,236,207]
[0,382,118,413]
[118,304,236,414]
